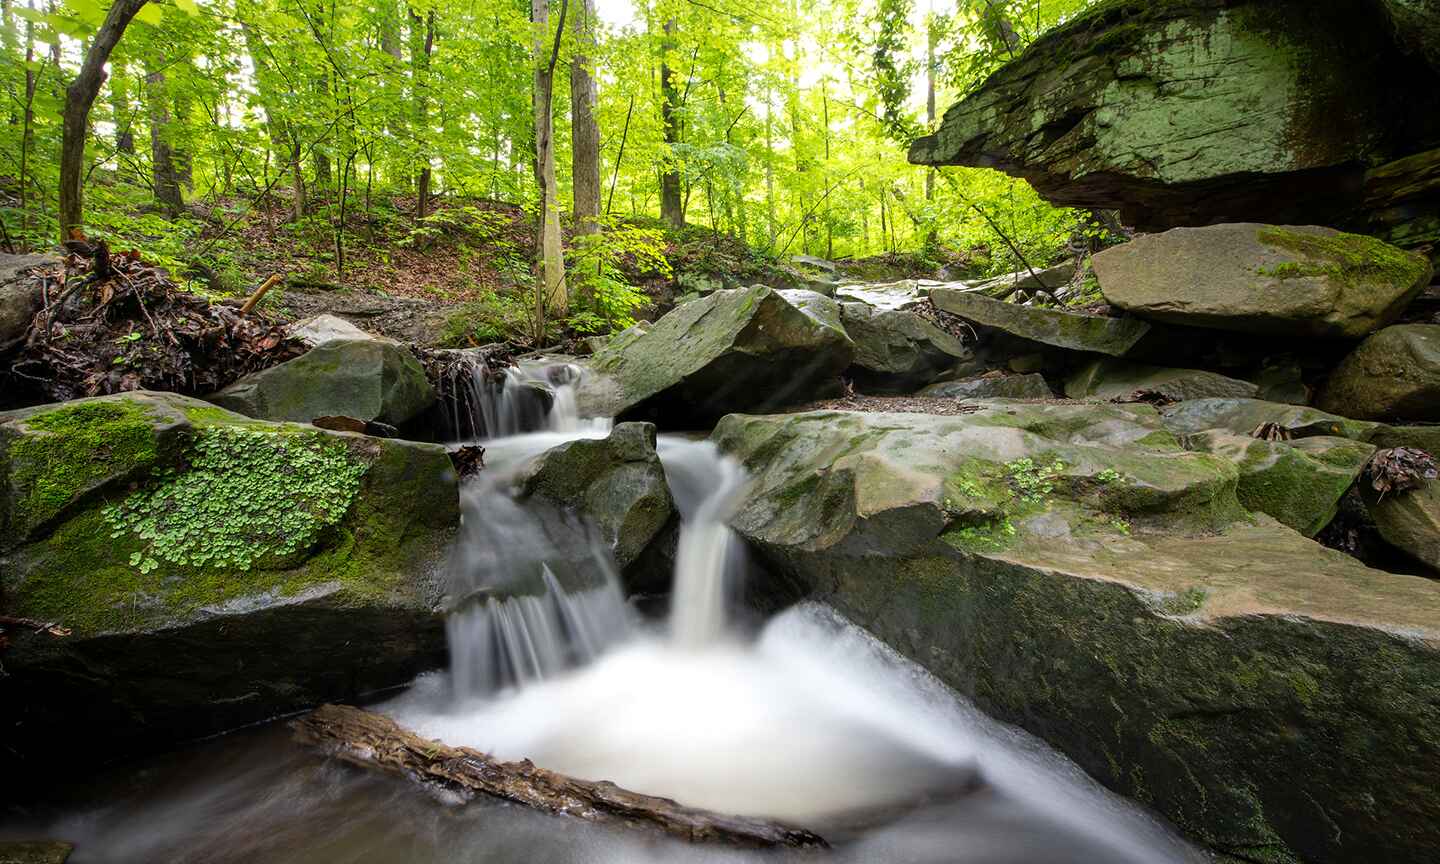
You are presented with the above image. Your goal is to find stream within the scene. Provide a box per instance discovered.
[1,362,1207,864]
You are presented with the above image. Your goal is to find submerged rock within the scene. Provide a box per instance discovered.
[1092,225,1431,339]
[1064,358,1258,402]
[928,288,1152,357]
[587,285,854,424]
[920,373,1053,400]
[519,422,674,570]
[908,0,1440,238]
[0,392,457,790]
[1318,324,1440,421]
[211,338,435,426]
[839,302,971,390]
[714,404,1440,863]
[1186,431,1374,536]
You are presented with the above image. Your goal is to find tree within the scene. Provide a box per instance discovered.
[532,0,568,329]
[146,64,184,216]
[58,0,151,242]
[409,7,435,220]
[658,17,682,229]
[569,0,600,235]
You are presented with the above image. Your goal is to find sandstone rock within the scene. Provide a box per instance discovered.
[1187,431,1374,536]
[962,263,1076,299]
[839,302,971,389]
[0,253,52,349]
[1318,324,1440,421]
[0,392,457,789]
[1159,398,1382,442]
[908,0,1440,235]
[519,422,673,570]
[928,288,1152,357]
[1064,358,1258,402]
[210,338,435,426]
[587,285,854,424]
[921,373,1053,400]
[287,313,393,347]
[714,405,1440,863]
[1092,225,1430,339]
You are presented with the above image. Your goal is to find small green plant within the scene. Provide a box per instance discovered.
[1006,456,1066,503]
[104,427,367,573]
[1096,468,1125,484]
[1109,517,1132,535]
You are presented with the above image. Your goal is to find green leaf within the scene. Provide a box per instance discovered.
[174,0,200,15]
[133,3,163,25]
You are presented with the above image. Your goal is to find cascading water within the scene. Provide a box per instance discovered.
[658,438,748,646]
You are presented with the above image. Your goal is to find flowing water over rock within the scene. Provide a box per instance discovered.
[0,366,1206,863]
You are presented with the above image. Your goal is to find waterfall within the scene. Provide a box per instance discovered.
[657,438,748,646]
[437,353,610,442]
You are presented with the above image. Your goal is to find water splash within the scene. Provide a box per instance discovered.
[437,354,611,442]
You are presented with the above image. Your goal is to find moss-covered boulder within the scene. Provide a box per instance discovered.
[0,392,458,791]
[1187,431,1374,536]
[928,288,1154,357]
[518,422,673,570]
[1318,324,1440,421]
[210,338,435,426]
[839,302,971,390]
[714,404,1440,864]
[1365,480,1440,575]
[1370,425,1440,454]
[1065,357,1258,402]
[908,0,1440,237]
[587,285,854,424]
[1159,397,1382,442]
[920,372,1053,400]
[1092,225,1430,339]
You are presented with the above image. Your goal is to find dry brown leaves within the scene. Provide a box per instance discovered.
[1365,447,1439,498]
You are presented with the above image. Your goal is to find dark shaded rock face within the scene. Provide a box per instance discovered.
[909,0,1440,239]
[0,393,458,799]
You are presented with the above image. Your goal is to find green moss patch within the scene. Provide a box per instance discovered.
[5,401,162,540]
[1257,226,1427,289]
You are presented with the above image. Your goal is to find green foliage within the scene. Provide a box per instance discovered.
[1007,456,1067,503]
[568,220,672,332]
[103,427,366,573]
[439,292,535,347]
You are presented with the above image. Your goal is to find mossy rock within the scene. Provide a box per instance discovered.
[1187,431,1374,536]
[921,373,1054,400]
[588,285,855,425]
[839,302,971,390]
[1092,224,1431,339]
[519,422,674,571]
[210,338,436,426]
[928,287,1154,357]
[1318,324,1440,421]
[714,403,1440,864]
[1160,397,1382,442]
[1065,357,1259,402]
[1365,479,1440,574]
[0,392,458,796]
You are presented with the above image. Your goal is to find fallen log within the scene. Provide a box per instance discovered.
[292,704,827,849]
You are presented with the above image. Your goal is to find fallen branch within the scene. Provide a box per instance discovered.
[293,704,827,849]
[0,615,71,637]
[238,273,284,316]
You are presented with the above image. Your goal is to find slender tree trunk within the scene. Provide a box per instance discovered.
[59,0,150,242]
[532,0,568,329]
[109,58,134,154]
[409,9,435,220]
[658,18,683,229]
[18,9,36,233]
[569,0,601,234]
[764,85,774,247]
[146,66,184,217]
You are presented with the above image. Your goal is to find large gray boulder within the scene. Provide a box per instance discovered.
[839,302,970,389]
[1092,225,1430,339]
[1366,479,1440,574]
[210,338,435,426]
[1065,358,1258,402]
[287,313,393,347]
[1318,324,1440,421]
[587,285,854,423]
[714,404,1440,864]
[519,422,673,570]
[908,0,1440,239]
[0,392,457,789]
[1159,398,1384,443]
[0,253,53,349]
[920,373,1053,400]
[928,288,1153,357]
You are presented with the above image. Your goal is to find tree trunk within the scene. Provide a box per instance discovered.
[108,57,134,154]
[146,66,184,217]
[409,8,435,220]
[569,0,601,235]
[658,18,683,229]
[293,704,828,849]
[59,0,150,242]
[532,0,568,329]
